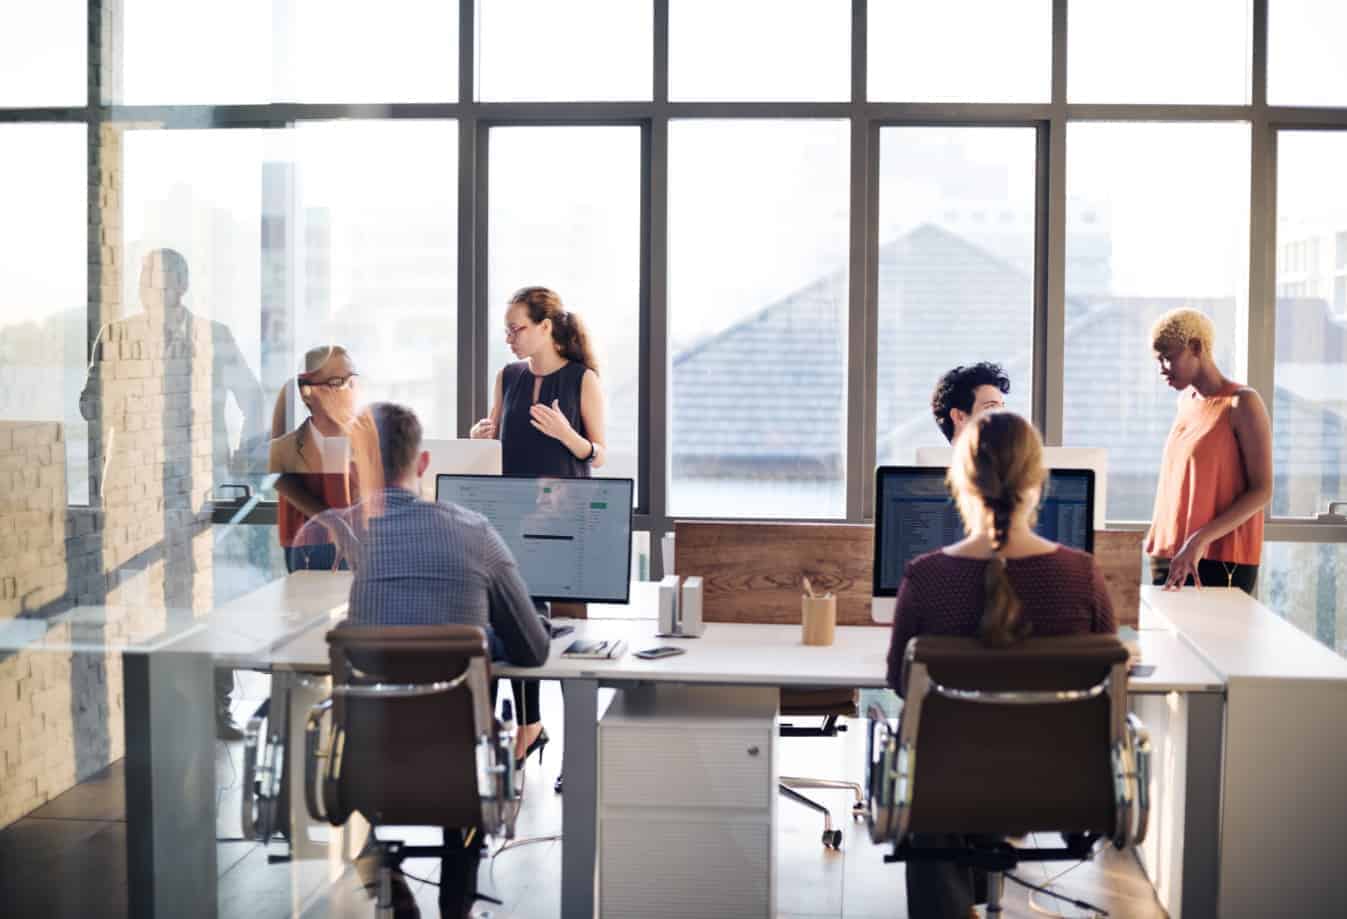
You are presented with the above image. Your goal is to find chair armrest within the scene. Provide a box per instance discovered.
[1126,712,1152,848]
[476,730,520,840]
[303,698,335,825]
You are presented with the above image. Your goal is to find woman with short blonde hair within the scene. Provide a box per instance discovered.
[1145,307,1272,593]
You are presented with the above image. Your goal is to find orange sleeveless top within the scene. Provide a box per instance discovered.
[1144,381,1263,566]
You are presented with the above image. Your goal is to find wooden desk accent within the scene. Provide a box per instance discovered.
[1094,530,1144,627]
[551,601,588,620]
[673,521,877,627]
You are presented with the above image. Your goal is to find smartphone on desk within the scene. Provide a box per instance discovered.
[634,646,686,660]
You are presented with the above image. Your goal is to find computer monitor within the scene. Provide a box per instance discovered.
[435,473,634,604]
[870,465,1095,623]
[419,439,503,500]
[913,445,1109,527]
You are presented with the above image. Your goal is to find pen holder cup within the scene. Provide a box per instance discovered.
[801,595,837,647]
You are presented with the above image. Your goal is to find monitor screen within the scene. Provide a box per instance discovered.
[872,466,1094,597]
[435,474,634,604]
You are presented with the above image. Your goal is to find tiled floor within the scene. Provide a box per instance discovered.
[0,679,1167,918]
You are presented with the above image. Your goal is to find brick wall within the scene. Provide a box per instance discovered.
[0,421,123,828]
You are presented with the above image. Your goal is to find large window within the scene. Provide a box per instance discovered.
[1272,132,1347,520]
[875,127,1038,463]
[121,121,459,468]
[1068,0,1251,104]
[1269,0,1347,107]
[3,1,1345,654]
[869,0,1050,103]
[670,0,850,102]
[486,125,641,492]
[120,0,459,104]
[0,1,86,107]
[1261,542,1347,656]
[120,121,458,602]
[667,120,850,519]
[477,0,651,101]
[1063,123,1250,523]
[0,124,88,504]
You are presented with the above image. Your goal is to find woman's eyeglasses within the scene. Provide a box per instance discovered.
[504,323,530,340]
[298,372,358,392]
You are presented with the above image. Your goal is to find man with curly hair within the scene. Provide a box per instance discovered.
[930,362,1011,443]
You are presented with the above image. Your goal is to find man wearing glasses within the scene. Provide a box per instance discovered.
[268,345,362,574]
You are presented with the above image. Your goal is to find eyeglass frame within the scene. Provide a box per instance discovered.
[298,372,359,392]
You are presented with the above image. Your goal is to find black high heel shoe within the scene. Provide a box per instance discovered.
[516,727,550,770]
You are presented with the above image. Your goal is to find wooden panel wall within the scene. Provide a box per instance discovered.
[1094,530,1145,627]
[673,522,1145,628]
[673,521,878,627]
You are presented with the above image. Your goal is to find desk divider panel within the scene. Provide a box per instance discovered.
[673,521,877,627]
[1094,530,1144,627]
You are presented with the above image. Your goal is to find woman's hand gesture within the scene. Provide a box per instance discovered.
[530,399,576,443]
[1164,530,1211,590]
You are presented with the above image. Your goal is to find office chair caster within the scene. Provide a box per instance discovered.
[822,829,843,849]
[852,801,867,820]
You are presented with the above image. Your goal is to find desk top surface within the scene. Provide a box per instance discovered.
[1141,586,1347,683]
[107,573,1221,693]
[265,589,1220,693]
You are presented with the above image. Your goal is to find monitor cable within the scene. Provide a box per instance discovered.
[1005,864,1108,918]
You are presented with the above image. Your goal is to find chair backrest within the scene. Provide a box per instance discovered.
[891,634,1130,839]
[325,624,493,829]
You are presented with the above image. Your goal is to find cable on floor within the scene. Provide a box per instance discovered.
[1005,869,1108,918]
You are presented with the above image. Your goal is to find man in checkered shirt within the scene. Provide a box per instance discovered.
[331,401,549,666]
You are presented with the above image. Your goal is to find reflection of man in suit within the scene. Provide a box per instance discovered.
[80,248,267,483]
[79,248,266,738]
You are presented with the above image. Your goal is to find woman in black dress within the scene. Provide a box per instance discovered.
[471,286,607,771]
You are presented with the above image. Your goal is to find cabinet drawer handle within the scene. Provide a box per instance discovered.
[747,745,760,757]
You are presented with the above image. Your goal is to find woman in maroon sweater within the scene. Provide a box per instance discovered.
[885,411,1116,918]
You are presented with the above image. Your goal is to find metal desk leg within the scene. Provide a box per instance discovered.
[124,649,218,918]
[561,679,599,919]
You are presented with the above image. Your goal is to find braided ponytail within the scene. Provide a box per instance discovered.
[981,497,1028,646]
[948,412,1043,647]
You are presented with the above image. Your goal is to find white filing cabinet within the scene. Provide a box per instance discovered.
[598,685,779,919]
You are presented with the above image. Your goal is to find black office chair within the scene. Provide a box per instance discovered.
[241,696,287,852]
[865,634,1151,914]
[303,624,520,918]
[778,687,866,849]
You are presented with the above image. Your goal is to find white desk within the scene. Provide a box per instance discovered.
[268,579,1217,919]
[1138,587,1347,919]
[121,572,352,918]
[124,574,1227,919]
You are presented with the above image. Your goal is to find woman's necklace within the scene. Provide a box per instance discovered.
[1221,561,1237,589]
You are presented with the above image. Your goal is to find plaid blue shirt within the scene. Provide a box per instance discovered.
[345,488,550,666]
